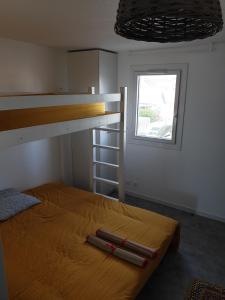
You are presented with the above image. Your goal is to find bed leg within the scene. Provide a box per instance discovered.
[169,225,180,252]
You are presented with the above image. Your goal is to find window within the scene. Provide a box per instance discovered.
[130,65,187,150]
[136,72,180,144]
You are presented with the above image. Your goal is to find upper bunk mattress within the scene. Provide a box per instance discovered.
[0,183,179,300]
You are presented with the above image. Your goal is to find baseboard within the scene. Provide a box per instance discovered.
[126,190,225,224]
[196,211,225,224]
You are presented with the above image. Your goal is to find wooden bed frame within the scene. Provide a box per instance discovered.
[0,241,8,300]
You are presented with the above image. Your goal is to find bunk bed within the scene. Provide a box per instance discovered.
[0,88,180,300]
[0,90,121,151]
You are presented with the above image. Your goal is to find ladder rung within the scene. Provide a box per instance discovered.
[93,177,119,186]
[96,193,119,201]
[94,127,120,133]
[93,161,119,168]
[93,144,120,151]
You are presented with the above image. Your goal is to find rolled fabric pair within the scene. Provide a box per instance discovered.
[96,228,158,259]
[87,235,148,268]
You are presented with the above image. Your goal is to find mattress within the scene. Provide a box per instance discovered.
[0,183,179,300]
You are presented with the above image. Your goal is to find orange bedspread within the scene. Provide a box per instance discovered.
[0,183,179,300]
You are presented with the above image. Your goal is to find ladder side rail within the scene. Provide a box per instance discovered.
[118,87,127,202]
[90,129,97,193]
[89,86,96,192]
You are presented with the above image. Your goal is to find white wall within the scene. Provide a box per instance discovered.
[0,38,68,191]
[0,38,68,94]
[118,43,225,222]
[0,138,61,191]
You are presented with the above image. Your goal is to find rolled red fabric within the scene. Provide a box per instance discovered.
[96,228,158,259]
[86,235,148,268]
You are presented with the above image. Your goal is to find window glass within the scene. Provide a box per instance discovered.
[136,74,178,142]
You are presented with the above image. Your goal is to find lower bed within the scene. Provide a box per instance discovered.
[0,183,179,300]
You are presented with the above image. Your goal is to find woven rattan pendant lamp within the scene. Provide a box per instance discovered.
[115,0,224,43]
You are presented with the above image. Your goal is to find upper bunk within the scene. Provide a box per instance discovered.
[0,88,127,151]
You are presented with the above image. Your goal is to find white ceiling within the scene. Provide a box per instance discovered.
[0,0,224,52]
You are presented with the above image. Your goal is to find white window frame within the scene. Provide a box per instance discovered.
[128,64,188,150]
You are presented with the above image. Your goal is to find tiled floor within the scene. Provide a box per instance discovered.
[124,195,225,300]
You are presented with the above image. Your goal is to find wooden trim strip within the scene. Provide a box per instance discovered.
[0,103,105,132]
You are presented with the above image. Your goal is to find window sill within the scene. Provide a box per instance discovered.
[127,134,182,151]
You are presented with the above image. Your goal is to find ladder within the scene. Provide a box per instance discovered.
[90,87,127,202]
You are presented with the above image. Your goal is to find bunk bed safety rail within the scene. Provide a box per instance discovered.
[0,93,121,111]
[0,92,121,151]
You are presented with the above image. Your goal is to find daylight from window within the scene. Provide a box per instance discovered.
[136,74,177,141]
